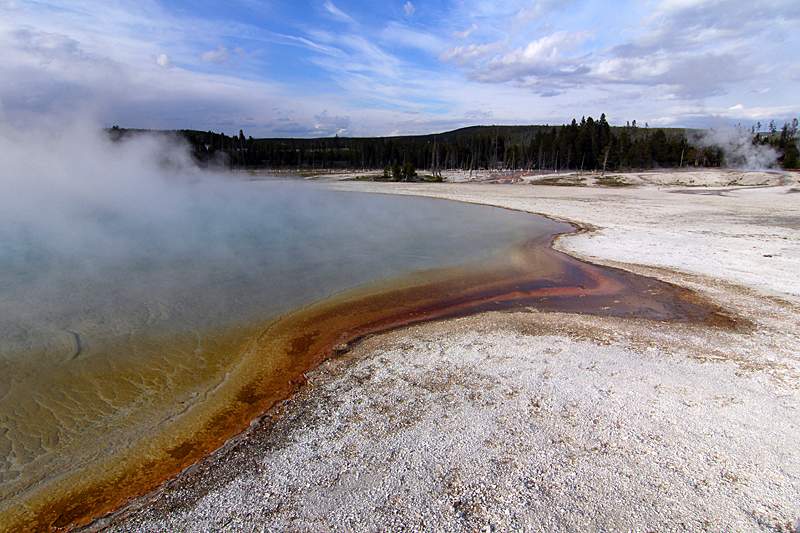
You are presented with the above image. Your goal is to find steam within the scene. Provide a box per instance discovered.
[0,121,233,288]
[693,125,780,170]
[0,120,256,329]
[0,121,320,338]
[0,121,553,339]
[0,117,566,527]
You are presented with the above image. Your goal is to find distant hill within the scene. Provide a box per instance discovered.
[246,123,702,144]
[106,117,798,172]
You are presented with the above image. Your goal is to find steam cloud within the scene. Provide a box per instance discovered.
[0,120,546,338]
[0,120,263,329]
[694,126,780,170]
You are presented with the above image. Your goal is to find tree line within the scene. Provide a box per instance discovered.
[110,114,800,173]
[757,118,800,169]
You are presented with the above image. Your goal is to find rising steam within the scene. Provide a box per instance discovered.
[693,125,780,170]
[0,121,255,334]
[0,120,549,336]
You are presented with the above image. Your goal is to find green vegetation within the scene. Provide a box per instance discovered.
[107,115,800,173]
[763,119,799,169]
[173,116,710,173]
[530,176,587,187]
[340,174,385,181]
[595,175,633,187]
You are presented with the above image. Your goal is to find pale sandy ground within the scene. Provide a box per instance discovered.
[97,170,800,533]
[304,167,786,188]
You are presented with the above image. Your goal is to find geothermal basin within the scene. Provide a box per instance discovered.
[0,177,731,532]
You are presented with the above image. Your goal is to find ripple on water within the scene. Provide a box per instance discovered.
[0,181,571,531]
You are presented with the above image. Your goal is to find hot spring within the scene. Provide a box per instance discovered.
[0,130,730,531]
[0,166,575,530]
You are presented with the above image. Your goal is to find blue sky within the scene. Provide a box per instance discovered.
[1,0,798,137]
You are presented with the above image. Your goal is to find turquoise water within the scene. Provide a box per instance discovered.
[1,178,561,338]
[0,176,570,518]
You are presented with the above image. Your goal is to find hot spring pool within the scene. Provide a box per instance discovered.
[0,177,573,530]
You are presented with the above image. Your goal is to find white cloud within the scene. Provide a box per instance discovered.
[654,0,718,13]
[0,24,296,134]
[325,1,356,24]
[596,51,741,99]
[442,0,799,107]
[464,107,493,119]
[462,31,594,93]
[514,0,563,25]
[439,40,506,67]
[661,103,799,124]
[404,2,416,16]
[2,0,797,135]
[0,26,126,119]
[453,24,478,40]
[200,45,245,65]
[719,104,798,120]
[1,1,469,136]
[514,30,591,62]
[201,45,227,64]
[381,23,444,54]
[155,53,172,68]
[313,110,350,136]
[616,0,800,96]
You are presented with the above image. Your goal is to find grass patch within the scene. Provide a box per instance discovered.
[725,179,770,187]
[595,175,633,187]
[341,174,443,182]
[530,176,587,186]
[341,174,387,181]
[672,181,709,187]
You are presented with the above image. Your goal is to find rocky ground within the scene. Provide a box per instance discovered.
[94,171,800,533]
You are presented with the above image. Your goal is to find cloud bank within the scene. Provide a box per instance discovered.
[0,0,797,135]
